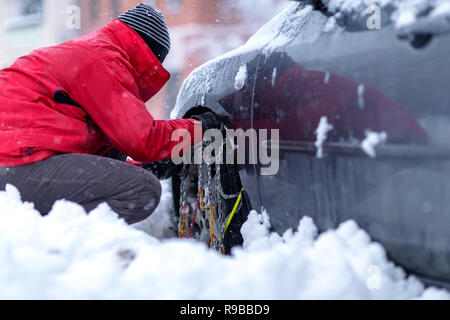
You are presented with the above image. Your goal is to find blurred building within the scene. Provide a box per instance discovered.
[0,0,80,67]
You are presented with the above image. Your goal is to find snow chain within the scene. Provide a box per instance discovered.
[177,127,244,253]
[178,205,188,238]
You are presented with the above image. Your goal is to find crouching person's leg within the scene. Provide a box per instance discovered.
[0,153,162,224]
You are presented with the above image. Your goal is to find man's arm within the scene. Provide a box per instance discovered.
[68,58,201,162]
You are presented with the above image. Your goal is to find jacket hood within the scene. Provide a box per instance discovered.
[103,19,170,102]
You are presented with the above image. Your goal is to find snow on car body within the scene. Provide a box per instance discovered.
[172,0,450,287]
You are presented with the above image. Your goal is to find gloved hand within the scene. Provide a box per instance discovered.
[143,113,223,180]
[192,112,223,133]
[142,159,181,180]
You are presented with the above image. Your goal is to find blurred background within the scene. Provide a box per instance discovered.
[0,0,286,119]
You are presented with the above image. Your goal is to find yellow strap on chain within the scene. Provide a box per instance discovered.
[224,188,244,234]
[209,205,215,247]
[178,206,188,238]
[200,189,207,211]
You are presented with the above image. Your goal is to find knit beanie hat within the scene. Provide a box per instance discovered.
[118,3,171,63]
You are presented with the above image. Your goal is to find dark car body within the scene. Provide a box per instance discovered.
[172,0,450,286]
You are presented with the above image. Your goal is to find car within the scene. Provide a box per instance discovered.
[170,0,450,287]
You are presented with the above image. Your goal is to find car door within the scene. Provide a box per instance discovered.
[252,2,450,284]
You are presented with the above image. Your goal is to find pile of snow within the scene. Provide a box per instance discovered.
[323,16,337,32]
[0,184,448,299]
[325,0,450,30]
[361,131,388,158]
[315,116,334,159]
[234,64,248,91]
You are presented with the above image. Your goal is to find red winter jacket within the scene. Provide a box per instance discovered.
[0,19,199,167]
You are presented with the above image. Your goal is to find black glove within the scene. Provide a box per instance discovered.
[142,159,181,180]
[143,113,222,180]
[192,112,223,132]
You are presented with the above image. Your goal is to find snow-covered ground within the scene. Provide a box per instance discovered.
[0,181,449,300]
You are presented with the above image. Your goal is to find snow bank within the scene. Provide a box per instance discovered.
[0,184,448,300]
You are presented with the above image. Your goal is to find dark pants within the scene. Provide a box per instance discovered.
[0,154,162,224]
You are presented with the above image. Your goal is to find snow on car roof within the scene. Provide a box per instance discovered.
[171,2,312,119]
[172,0,450,119]
[325,0,450,29]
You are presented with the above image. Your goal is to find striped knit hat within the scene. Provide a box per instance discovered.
[118,3,171,63]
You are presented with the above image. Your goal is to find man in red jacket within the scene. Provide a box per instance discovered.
[0,3,217,224]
